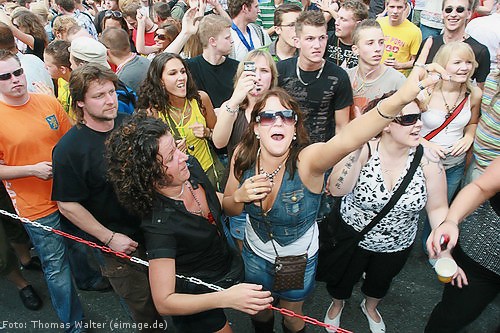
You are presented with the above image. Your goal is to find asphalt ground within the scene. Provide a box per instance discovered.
[1,210,498,333]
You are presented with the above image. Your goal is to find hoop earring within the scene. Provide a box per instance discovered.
[255,133,260,140]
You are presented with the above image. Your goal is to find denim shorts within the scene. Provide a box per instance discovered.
[242,242,318,302]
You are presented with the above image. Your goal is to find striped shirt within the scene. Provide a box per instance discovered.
[473,71,500,170]
[256,0,302,30]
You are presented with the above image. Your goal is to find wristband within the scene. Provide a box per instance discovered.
[105,232,115,246]
[376,100,396,120]
[225,102,239,114]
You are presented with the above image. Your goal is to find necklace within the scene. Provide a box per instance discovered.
[440,85,463,118]
[296,59,325,86]
[353,66,380,94]
[257,148,285,183]
[170,182,186,199]
[166,99,189,138]
[186,183,204,217]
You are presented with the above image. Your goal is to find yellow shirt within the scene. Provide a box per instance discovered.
[378,17,422,76]
[57,78,76,122]
[159,99,213,171]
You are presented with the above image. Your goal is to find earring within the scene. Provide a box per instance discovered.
[255,133,260,140]
[293,133,296,141]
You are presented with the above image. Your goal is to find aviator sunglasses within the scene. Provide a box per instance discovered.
[444,6,466,14]
[154,33,167,40]
[256,110,298,126]
[105,10,123,18]
[0,68,24,81]
[393,113,421,126]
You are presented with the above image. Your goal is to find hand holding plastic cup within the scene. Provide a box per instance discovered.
[434,257,457,283]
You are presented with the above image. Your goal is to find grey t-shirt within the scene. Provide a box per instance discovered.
[117,55,150,94]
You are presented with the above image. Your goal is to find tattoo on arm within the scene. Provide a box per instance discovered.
[335,154,356,189]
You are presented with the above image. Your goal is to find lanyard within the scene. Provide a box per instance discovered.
[231,22,254,51]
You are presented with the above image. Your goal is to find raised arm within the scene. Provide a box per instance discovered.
[135,10,160,55]
[212,71,256,149]
[164,7,201,54]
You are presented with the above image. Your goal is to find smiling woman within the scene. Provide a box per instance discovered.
[137,52,224,191]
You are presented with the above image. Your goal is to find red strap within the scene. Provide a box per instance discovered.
[424,94,469,141]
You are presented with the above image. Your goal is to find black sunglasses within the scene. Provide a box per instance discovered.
[0,68,24,81]
[393,113,421,126]
[256,110,297,126]
[444,6,466,14]
[154,33,167,40]
[105,10,123,18]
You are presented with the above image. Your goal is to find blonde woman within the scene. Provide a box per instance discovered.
[212,49,277,249]
[420,41,482,250]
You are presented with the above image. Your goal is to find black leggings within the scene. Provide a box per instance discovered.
[425,245,500,333]
[327,245,412,300]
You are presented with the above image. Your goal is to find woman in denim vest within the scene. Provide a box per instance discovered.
[222,50,447,333]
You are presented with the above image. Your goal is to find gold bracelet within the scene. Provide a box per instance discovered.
[376,100,396,120]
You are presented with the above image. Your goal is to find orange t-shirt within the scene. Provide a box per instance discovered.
[0,93,71,220]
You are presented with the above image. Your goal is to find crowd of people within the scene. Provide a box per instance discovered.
[0,0,498,332]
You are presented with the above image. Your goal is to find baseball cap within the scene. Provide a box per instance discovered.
[69,37,111,69]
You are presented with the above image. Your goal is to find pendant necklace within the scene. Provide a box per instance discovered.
[170,181,186,200]
[440,85,463,119]
[296,59,325,86]
[186,183,204,217]
[257,148,285,184]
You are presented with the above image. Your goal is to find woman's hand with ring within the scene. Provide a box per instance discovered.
[234,174,272,203]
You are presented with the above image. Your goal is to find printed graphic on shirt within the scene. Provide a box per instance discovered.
[45,115,59,130]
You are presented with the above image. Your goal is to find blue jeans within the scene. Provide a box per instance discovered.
[422,161,466,252]
[24,211,85,333]
[242,243,318,302]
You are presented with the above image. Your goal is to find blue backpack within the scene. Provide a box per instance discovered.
[116,80,137,115]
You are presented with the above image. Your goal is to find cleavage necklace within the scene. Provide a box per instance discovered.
[440,84,463,118]
[296,59,325,86]
[186,183,204,217]
[257,148,285,184]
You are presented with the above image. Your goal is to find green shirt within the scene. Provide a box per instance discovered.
[256,0,302,30]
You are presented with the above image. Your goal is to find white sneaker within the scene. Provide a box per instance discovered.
[324,300,344,332]
[360,299,386,333]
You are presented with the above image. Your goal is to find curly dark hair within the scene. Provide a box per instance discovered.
[137,52,203,117]
[233,88,310,181]
[106,112,172,216]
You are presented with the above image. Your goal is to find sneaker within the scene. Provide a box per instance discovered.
[19,285,43,311]
[360,299,385,333]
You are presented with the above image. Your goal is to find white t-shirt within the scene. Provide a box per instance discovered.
[17,52,55,93]
[229,23,271,61]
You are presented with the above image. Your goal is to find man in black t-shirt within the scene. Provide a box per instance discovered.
[52,64,166,332]
[277,11,352,144]
[186,14,238,108]
[416,0,490,89]
[324,0,368,69]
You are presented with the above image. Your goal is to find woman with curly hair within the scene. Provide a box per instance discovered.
[106,113,273,333]
[137,52,223,191]
[0,9,48,60]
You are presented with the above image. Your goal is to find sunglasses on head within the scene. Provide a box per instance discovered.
[0,68,24,81]
[444,6,466,14]
[393,113,421,126]
[105,10,123,18]
[256,110,297,126]
[154,33,167,40]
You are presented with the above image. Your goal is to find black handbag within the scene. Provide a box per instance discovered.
[316,145,423,284]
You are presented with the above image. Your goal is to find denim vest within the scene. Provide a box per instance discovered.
[242,166,321,247]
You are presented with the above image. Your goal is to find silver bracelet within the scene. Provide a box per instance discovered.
[376,100,396,120]
[225,102,238,114]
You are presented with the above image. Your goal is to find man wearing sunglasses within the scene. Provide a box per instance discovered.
[0,50,86,332]
[417,0,490,89]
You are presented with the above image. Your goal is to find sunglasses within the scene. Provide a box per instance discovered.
[105,10,123,18]
[0,68,24,81]
[154,33,167,40]
[256,110,297,126]
[393,113,421,126]
[444,6,466,14]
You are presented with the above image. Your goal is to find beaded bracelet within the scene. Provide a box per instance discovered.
[376,100,396,120]
[105,232,116,246]
[225,102,238,114]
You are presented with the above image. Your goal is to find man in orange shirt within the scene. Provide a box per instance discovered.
[0,50,85,333]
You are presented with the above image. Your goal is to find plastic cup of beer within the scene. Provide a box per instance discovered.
[434,258,457,283]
